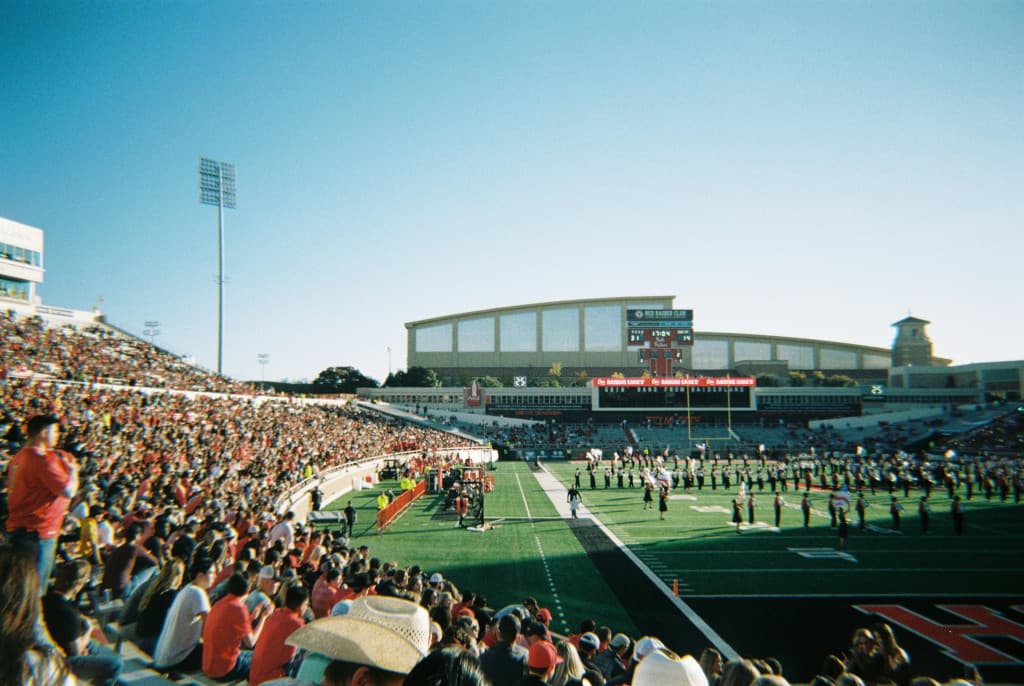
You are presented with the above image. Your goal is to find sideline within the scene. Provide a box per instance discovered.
[529,462,740,660]
[514,472,571,633]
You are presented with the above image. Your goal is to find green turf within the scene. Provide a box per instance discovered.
[326,462,641,636]
[544,461,1024,596]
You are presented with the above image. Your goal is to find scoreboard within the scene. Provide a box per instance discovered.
[627,308,693,346]
[592,376,755,411]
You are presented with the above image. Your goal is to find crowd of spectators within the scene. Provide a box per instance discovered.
[0,523,985,686]
[0,310,1002,686]
[1,310,252,393]
[946,409,1024,456]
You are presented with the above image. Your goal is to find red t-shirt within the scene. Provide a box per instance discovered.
[202,595,251,678]
[5,446,73,538]
[248,607,304,686]
[310,577,339,619]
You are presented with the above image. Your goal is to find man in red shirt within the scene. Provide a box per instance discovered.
[5,414,79,591]
[310,567,344,618]
[248,584,308,685]
[202,573,269,681]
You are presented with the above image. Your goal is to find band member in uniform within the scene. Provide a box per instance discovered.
[838,509,849,550]
[801,492,811,528]
[567,485,583,520]
[951,495,965,535]
[890,496,903,531]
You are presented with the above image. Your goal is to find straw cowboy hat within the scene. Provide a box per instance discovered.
[286,595,430,675]
[633,650,708,686]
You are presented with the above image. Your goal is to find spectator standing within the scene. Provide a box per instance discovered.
[5,414,78,590]
[343,501,357,538]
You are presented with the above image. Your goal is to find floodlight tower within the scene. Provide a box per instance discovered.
[199,158,236,375]
[143,320,161,347]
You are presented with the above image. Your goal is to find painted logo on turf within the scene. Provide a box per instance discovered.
[855,605,1024,666]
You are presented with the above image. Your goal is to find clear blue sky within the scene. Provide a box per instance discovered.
[2,1,1021,382]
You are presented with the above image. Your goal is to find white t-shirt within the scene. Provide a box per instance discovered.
[267,521,294,551]
[153,584,211,668]
[96,520,115,548]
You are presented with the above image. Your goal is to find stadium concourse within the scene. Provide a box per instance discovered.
[2,309,1022,686]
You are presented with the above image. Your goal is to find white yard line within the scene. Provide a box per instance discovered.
[530,464,740,660]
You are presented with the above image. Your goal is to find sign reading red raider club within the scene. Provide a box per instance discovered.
[465,380,482,407]
[592,377,756,388]
[856,604,1024,666]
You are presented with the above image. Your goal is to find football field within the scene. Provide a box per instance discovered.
[332,460,1024,684]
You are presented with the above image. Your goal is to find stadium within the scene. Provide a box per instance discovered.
[2,217,1024,686]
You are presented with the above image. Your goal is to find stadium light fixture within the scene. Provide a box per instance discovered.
[199,157,236,375]
[143,320,161,347]
[257,352,270,381]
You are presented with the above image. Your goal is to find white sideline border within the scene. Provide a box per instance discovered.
[529,462,740,660]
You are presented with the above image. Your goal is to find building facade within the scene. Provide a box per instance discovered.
[0,216,44,305]
[406,296,901,385]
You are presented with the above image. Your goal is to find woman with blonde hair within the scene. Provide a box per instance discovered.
[135,559,186,655]
[548,639,587,686]
[0,543,75,686]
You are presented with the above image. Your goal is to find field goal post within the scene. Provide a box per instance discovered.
[685,384,735,448]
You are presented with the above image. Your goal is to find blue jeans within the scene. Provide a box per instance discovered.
[214,650,253,682]
[68,640,123,686]
[6,530,56,594]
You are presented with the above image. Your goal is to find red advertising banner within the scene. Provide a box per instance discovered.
[592,377,756,388]
[466,380,482,407]
[377,480,427,530]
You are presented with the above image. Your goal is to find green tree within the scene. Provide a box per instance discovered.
[313,366,379,392]
[384,366,441,388]
[574,370,589,386]
[788,371,807,387]
[548,362,563,381]
[756,374,782,387]
[824,374,857,387]
[472,376,504,387]
[810,370,826,386]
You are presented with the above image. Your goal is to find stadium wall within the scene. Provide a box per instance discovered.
[405,296,894,384]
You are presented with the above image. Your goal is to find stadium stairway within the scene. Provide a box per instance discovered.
[113,639,246,686]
